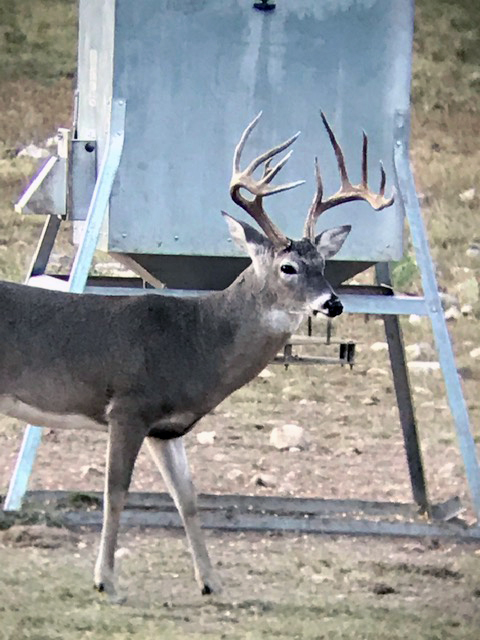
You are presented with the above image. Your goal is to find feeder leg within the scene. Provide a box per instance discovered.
[28,214,62,278]
[3,99,127,511]
[394,109,480,520]
[375,262,429,513]
[3,216,62,511]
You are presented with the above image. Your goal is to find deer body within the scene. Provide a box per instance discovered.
[0,269,298,439]
[2,114,393,602]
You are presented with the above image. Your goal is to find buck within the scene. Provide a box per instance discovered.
[1,113,393,602]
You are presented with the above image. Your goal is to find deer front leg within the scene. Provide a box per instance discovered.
[146,436,222,595]
[94,419,146,603]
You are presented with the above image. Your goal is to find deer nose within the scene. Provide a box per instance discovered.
[322,295,343,318]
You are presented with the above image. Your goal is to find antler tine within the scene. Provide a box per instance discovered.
[303,157,323,241]
[379,161,386,195]
[320,112,350,188]
[361,132,368,187]
[230,113,305,248]
[303,113,395,240]
[233,111,262,173]
[260,149,293,186]
[246,132,301,175]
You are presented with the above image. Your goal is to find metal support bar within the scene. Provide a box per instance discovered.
[25,489,462,521]
[340,293,428,315]
[3,99,126,511]
[58,510,480,540]
[375,262,429,512]
[27,215,62,278]
[394,109,480,519]
[17,490,478,540]
[68,99,126,293]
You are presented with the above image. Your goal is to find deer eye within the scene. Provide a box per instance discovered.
[280,263,298,275]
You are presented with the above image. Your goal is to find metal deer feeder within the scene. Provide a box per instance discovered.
[5,0,480,539]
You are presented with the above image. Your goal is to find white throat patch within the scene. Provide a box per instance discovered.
[263,309,304,334]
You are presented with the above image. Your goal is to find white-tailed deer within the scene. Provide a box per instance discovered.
[1,113,393,601]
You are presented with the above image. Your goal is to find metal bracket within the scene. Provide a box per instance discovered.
[253,0,276,11]
[69,139,97,221]
[15,129,69,217]
[274,335,355,368]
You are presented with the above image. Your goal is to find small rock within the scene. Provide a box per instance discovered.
[408,361,440,373]
[459,188,476,203]
[466,244,480,259]
[44,135,59,147]
[370,342,388,352]
[458,367,477,381]
[196,431,216,445]
[80,464,103,479]
[456,278,479,305]
[414,386,432,396]
[461,304,473,316]
[258,368,275,379]
[367,367,389,377]
[417,192,429,205]
[405,343,434,360]
[17,143,49,159]
[269,424,308,450]
[438,292,459,309]
[445,306,462,321]
[362,395,380,406]
[252,473,276,488]
[372,582,397,595]
[470,347,480,359]
[408,314,423,326]
[227,468,244,482]
[115,547,131,559]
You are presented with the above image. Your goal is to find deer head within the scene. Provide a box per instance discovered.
[223,112,394,318]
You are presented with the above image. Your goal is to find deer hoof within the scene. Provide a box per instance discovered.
[201,576,222,596]
[94,581,127,605]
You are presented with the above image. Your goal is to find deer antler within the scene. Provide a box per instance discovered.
[230,112,305,249]
[303,112,394,241]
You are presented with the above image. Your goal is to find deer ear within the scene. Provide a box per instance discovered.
[222,212,272,256]
[315,225,351,259]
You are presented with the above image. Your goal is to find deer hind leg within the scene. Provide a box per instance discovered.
[94,419,146,603]
[146,436,222,595]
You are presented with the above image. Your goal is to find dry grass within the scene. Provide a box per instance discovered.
[1,527,479,640]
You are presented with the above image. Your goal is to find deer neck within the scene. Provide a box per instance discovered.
[206,265,303,369]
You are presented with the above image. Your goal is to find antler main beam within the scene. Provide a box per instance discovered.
[303,112,394,241]
[230,112,305,248]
